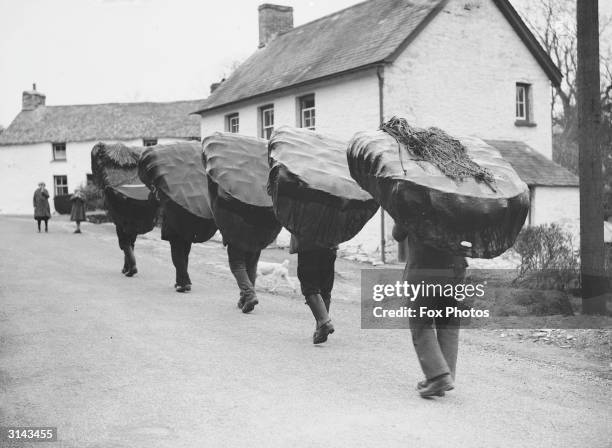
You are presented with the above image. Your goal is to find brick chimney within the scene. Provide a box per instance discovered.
[22,83,46,111]
[258,4,293,48]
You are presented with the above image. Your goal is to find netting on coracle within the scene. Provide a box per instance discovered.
[380,116,495,188]
[91,142,142,189]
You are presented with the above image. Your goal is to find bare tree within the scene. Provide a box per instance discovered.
[522,0,612,220]
[522,0,611,138]
[523,1,577,136]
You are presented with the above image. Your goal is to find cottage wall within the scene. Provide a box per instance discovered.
[0,138,188,214]
[532,186,580,239]
[200,69,380,141]
[198,0,565,260]
[385,0,553,158]
[200,70,386,255]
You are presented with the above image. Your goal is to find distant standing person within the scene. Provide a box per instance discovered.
[33,182,51,233]
[70,188,87,233]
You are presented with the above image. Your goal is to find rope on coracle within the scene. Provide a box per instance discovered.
[380,117,496,189]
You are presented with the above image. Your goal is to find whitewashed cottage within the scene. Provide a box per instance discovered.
[195,0,579,256]
[0,86,202,214]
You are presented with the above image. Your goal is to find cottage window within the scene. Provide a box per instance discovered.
[52,143,66,161]
[299,95,315,130]
[226,113,240,133]
[260,105,274,139]
[515,83,535,126]
[54,175,68,196]
[86,174,94,185]
[143,138,158,147]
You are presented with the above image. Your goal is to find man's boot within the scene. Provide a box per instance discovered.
[237,291,246,309]
[125,247,138,277]
[418,373,454,398]
[305,294,334,344]
[122,252,129,274]
[241,295,258,313]
[231,268,257,313]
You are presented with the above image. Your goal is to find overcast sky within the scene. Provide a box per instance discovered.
[0,0,609,127]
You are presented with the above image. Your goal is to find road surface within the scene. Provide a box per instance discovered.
[0,216,610,448]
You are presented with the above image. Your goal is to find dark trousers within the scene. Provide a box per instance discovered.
[36,218,48,231]
[227,245,261,301]
[170,239,192,286]
[116,226,137,269]
[402,238,466,381]
[116,226,137,250]
[409,304,460,380]
[297,249,336,302]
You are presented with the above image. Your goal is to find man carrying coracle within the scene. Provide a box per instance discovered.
[116,225,138,277]
[393,222,467,398]
[290,234,336,344]
[226,243,261,313]
[160,199,205,293]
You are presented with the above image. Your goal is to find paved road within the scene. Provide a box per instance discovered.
[1,216,610,448]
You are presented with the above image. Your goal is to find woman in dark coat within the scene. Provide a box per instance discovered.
[70,188,87,233]
[33,182,51,232]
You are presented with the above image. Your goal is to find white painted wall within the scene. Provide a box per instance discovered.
[531,186,580,240]
[385,0,553,158]
[200,69,380,141]
[0,137,190,215]
[200,70,387,255]
[198,0,560,259]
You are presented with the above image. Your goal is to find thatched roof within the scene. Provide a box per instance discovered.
[0,99,205,146]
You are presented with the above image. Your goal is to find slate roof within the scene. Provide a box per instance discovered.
[0,99,205,146]
[485,140,579,187]
[195,0,561,114]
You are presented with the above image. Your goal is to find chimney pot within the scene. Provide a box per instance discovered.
[258,4,293,48]
[210,78,226,94]
[22,85,46,111]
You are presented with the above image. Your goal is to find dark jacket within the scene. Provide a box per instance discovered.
[160,198,217,243]
[393,222,467,282]
[70,192,86,221]
[33,188,51,219]
[289,234,338,254]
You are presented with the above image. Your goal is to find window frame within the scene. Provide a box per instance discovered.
[143,138,158,147]
[298,94,315,130]
[515,84,527,120]
[53,175,69,196]
[515,83,536,127]
[52,142,66,161]
[259,104,274,139]
[226,113,240,133]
